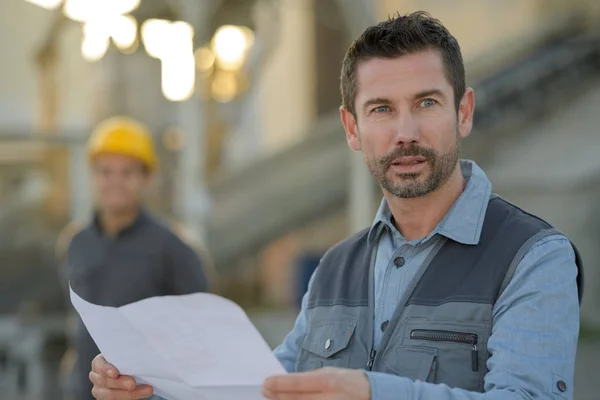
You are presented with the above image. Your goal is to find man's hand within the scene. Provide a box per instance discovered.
[89,354,154,399]
[262,367,371,400]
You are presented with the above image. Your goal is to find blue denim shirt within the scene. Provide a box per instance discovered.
[273,160,580,399]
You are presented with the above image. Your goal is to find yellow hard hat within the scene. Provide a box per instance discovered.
[87,116,158,170]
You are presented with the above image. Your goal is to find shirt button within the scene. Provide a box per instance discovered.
[381,320,389,332]
[325,338,332,350]
[394,257,405,268]
[556,380,567,392]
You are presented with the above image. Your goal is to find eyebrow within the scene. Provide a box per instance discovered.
[412,89,446,101]
[361,89,447,113]
[361,97,392,112]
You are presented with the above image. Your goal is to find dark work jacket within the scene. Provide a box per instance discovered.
[67,211,209,399]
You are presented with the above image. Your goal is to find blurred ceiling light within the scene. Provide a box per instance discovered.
[163,22,195,101]
[118,37,139,55]
[81,26,109,62]
[111,14,138,50]
[162,55,195,102]
[141,19,172,59]
[170,21,195,52]
[111,0,140,15]
[63,0,140,22]
[141,20,195,102]
[211,71,238,103]
[194,47,215,72]
[212,25,254,71]
[25,0,63,10]
[83,17,109,37]
[63,0,89,21]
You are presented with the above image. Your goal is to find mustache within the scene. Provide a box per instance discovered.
[378,146,436,167]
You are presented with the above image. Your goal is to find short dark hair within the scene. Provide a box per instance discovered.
[340,11,466,116]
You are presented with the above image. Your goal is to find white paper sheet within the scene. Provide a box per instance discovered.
[69,285,286,400]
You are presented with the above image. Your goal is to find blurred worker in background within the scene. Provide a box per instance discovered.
[55,116,212,400]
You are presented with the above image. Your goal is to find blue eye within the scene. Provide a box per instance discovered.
[420,99,436,108]
[373,106,390,113]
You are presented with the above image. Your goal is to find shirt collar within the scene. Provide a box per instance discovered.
[367,160,492,246]
[92,208,149,238]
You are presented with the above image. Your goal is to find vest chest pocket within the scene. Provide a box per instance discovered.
[401,320,488,392]
[380,346,438,383]
[295,320,357,372]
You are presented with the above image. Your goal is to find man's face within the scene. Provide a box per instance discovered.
[92,154,149,213]
[341,50,474,198]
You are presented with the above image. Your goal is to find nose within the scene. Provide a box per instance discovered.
[393,112,419,144]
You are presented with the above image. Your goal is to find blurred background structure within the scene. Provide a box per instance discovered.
[1,0,600,399]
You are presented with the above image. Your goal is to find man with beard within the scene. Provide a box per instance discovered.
[88,12,583,400]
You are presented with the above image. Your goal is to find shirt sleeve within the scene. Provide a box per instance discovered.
[272,268,317,372]
[365,234,580,400]
[162,232,209,295]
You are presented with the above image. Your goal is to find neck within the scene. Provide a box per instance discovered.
[385,164,466,241]
[98,207,140,236]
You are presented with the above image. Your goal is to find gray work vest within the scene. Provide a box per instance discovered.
[295,196,583,392]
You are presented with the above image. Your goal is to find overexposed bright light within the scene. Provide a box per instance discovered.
[162,22,195,101]
[109,0,139,15]
[81,32,109,61]
[194,47,215,72]
[63,0,90,21]
[211,71,238,103]
[25,0,63,10]
[82,18,109,37]
[118,37,139,55]
[81,19,110,61]
[142,19,194,59]
[161,55,195,102]
[63,0,140,22]
[141,19,172,59]
[111,14,137,50]
[212,25,254,71]
[141,19,196,102]
[170,22,194,50]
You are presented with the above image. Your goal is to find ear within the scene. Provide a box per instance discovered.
[457,87,475,139]
[340,106,361,152]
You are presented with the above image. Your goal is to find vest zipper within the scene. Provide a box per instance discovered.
[366,241,378,371]
[366,348,377,371]
[410,329,479,372]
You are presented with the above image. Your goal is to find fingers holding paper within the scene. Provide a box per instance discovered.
[90,354,154,399]
[262,367,371,400]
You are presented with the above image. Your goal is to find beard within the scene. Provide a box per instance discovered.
[365,137,460,199]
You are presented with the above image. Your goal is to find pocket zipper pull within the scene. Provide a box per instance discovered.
[471,343,478,372]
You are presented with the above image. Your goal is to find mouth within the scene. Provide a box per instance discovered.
[388,156,428,174]
[390,156,427,166]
